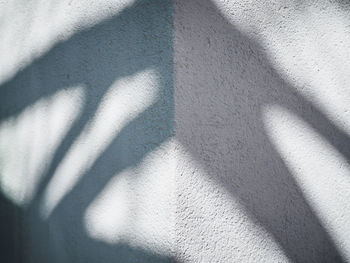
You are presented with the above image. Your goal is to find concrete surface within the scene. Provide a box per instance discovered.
[175,0,350,262]
[0,0,174,262]
[1,0,350,262]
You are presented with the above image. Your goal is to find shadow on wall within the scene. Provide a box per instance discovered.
[175,0,348,262]
[1,0,349,262]
[0,192,21,263]
[0,0,173,262]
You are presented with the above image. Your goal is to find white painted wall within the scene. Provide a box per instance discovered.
[0,1,174,262]
[174,0,350,262]
[1,0,350,262]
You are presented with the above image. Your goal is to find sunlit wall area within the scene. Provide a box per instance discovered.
[1,0,350,262]
[175,0,350,262]
[0,0,174,262]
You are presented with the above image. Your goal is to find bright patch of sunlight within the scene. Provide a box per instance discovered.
[0,0,136,83]
[174,140,289,262]
[263,105,350,261]
[40,69,159,219]
[264,2,350,136]
[84,139,174,256]
[0,86,85,206]
[215,0,350,137]
[84,168,130,244]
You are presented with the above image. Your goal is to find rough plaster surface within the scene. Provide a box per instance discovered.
[1,0,350,262]
[174,0,350,262]
[0,0,174,262]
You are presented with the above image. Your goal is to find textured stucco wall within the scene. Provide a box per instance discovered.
[174,0,350,262]
[0,0,174,262]
[1,0,350,262]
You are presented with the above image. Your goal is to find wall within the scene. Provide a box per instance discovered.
[0,1,174,262]
[175,0,350,262]
[1,0,350,262]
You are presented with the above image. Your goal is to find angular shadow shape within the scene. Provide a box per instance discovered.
[0,0,174,262]
[175,0,347,262]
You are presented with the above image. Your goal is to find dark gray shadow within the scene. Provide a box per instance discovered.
[175,0,348,262]
[0,0,174,262]
[1,0,349,262]
[0,192,21,263]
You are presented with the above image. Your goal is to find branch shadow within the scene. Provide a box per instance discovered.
[1,0,349,262]
[0,0,174,262]
[175,0,349,262]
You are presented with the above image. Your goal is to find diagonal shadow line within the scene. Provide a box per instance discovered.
[279,87,350,163]
[175,0,347,262]
[30,91,104,207]
[1,0,174,262]
[38,95,173,263]
[1,0,348,261]
[0,0,174,210]
[49,100,173,220]
[0,0,172,121]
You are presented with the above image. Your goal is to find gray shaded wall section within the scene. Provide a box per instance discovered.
[0,0,174,262]
[1,0,350,262]
[174,0,348,262]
